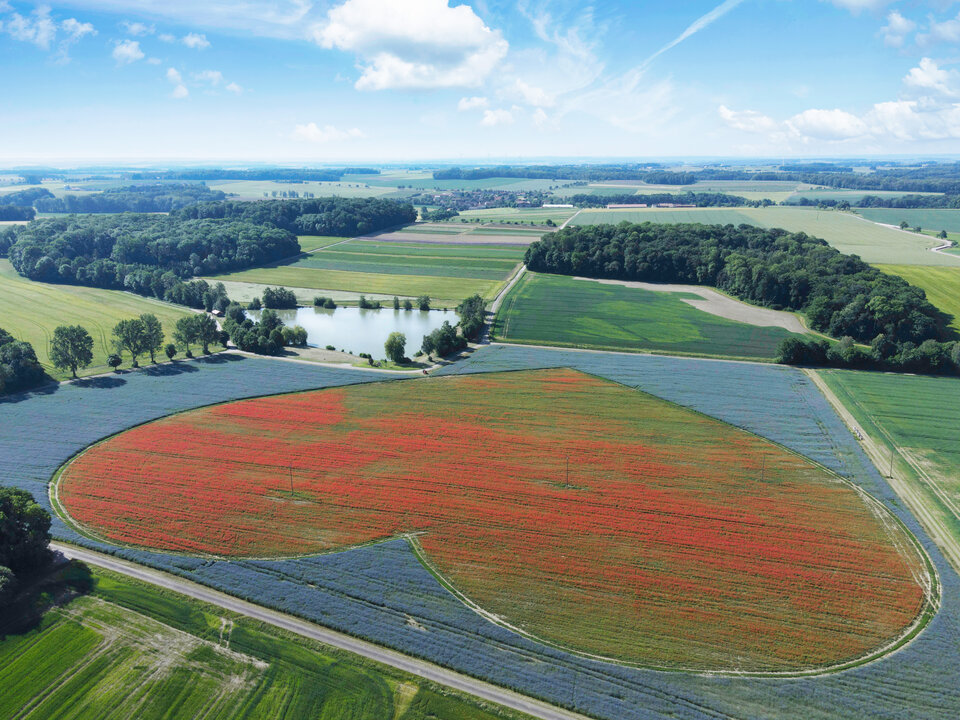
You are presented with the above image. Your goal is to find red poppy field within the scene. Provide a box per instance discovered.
[57,368,929,671]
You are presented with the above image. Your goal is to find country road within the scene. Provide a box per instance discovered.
[52,542,592,720]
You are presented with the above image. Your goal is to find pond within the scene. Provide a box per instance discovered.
[248,306,459,359]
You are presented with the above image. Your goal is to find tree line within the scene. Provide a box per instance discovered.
[0,205,35,221]
[176,197,417,236]
[525,222,954,370]
[32,183,225,213]
[0,487,52,609]
[569,192,760,208]
[126,168,379,182]
[0,328,45,394]
[433,165,695,183]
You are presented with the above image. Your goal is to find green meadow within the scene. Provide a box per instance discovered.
[493,272,798,360]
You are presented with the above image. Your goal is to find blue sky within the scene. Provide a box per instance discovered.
[3,0,960,162]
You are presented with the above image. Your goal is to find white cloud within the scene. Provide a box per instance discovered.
[292,123,365,142]
[158,33,176,43]
[182,32,210,49]
[825,0,892,14]
[718,105,779,133]
[787,108,868,139]
[165,66,188,98]
[512,79,554,107]
[226,82,244,94]
[166,67,182,83]
[481,108,514,126]
[193,69,224,85]
[2,6,58,49]
[881,11,916,47]
[457,96,488,111]
[146,57,161,65]
[313,0,508,90]
[112,39,144,65]
[121,20,154,36]
[55,17,96,62]
[904,57,960,97]
[171,84,189,99]
[917,12,960,47]
[532,107,549,127]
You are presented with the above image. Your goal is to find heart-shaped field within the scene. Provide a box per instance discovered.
[56,368,929,671]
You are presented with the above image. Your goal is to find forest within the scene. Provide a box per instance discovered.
[176,196,417,235]
[32,183,226,213]
[0,205,35,221]
[126,168,379,182]
[569,192,758,208]
[524,222,948,360]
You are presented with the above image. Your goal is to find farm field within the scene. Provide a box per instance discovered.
[57,368,927,671]
[875,265,960,332]
[457,207,577,225]
[0,564,518,720]
[298,235,350,251]
[209,237,524,304]
[493,272,799,359]
[570,206,960,265]
[818,369,960,565]
[0,259,193,378]
[856,208,960,234]
[4,348,960,719]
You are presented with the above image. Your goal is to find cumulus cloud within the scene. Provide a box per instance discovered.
[917,12,960,47]
[55,17,95,62]
[512,79,554,107]
[313,0,508,90]
[481,108,514,126]
[182,32,210,49]
[718,105,779,133]
[112,39,144,65]
[158,33,175,43]
[458,96,488,111]
[787,108,869,139]
[121,20,154,36]
[881,11,916,47]
[166,67,188,98]
[904,57,960,97]
[292,123,365,142]
[171,83,189,99]
[226,82,244,94]
[2,6,58,49]
[193,69,224,85]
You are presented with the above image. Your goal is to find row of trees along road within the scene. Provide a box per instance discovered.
[49,313,222,378]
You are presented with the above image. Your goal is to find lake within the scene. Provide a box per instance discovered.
[248,306,459,359]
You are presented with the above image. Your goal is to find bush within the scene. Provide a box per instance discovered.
[248,297,262,310]
[358,295,381,310]
[421,321,466,357]
[417,295,431,311]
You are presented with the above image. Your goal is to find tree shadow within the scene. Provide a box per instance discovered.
[194,353,245,365]
[142,362,199,377]
[0,559,94,639]
[72,376,127,390]
[0,379,59,404]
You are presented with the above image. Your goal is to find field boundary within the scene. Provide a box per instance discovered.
[49,367,939,679]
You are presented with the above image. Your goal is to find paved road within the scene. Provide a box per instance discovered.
[53,542,592,720]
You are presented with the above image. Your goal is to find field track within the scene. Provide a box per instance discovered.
[53,542,592,720]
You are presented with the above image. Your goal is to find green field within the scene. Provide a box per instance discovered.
[876,264,960,333]
[570,206,960,265]
[0,260,194,379]
[298,235,350,251]
[856,208,960,234]
[457,207,577,225]
[819,369,960,559]
[493,272,799,360]
[0,563,521,720]
[210,240,524,304]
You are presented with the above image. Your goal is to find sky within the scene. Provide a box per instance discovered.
[3,0,960,163]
